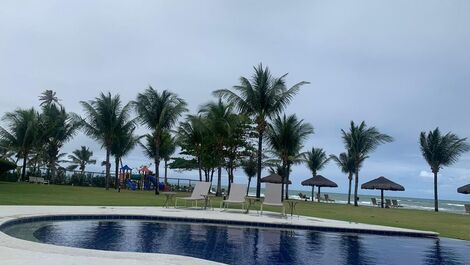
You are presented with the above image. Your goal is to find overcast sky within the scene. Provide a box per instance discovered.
[1,1,469,200]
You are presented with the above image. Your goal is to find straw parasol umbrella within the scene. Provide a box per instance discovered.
[457,184,470,194]
[361,176,404,208]
[301,175,338,202]
[260,173,292,184]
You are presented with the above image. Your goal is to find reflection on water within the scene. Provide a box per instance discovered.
[4,220,470,265]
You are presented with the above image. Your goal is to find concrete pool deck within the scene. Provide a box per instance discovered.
[0,205,438,265]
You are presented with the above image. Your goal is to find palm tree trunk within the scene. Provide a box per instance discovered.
[20,152,28,181]
[347,173,353,205]
[216,167,222,196]
[197,156,202,182]
[114,156,119,190]
[285,163,291,200]
[164,159,168,185]
[434,171,439,212]
[105,149,110,190]
[318,186,321,202]
[354,169,359,206]
[154,157,160,195]
[246,177,251,196]
[256,130,263,198]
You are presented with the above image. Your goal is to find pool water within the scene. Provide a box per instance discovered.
[3,219,470,265]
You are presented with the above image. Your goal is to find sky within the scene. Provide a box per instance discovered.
[1,1,470,200]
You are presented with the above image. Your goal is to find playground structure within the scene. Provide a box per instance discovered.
[118,165,166,191]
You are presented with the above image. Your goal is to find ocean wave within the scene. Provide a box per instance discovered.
[446,203,464,207]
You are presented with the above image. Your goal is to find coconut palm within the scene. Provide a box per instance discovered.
[80,92,132,190]
[67,146,97,175]
[214,63,309,198]
[160,131,176,185]
[305,147,331,202]
[177,115,206,181]
[40,102,79,178]
[0,108,40,180]
[39,90,60,107]
[330,152,356,205]
[242,155,257,196]
[266,114,313,200]
[419,127,470,212]
[342,121,393,206]
[135,87,187,194]
[111,123,139,189]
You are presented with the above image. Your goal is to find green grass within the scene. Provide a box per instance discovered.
[0,181,469,240]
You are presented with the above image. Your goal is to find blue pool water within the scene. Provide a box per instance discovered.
[3,219,470,265]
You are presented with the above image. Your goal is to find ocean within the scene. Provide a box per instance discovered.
[244,188,469,214]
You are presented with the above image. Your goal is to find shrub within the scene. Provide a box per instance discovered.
[0,159,17,175]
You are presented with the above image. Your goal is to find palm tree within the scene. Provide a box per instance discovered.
[111,123,138,189]
[40,102,79,178]
[39,90,60,107]
[419,128,470,212]
[242,155,257,196]
[342,121,393,206]
[134,87,187,194]
[330,152,356,204]
[214,63,309,198]
[177,115,206,181]
[305,147,330,202]
[67,146,97,175]
[0,108,40,180]
[80,92,132,190]
[266,114,313,200]
[160,131,176,185]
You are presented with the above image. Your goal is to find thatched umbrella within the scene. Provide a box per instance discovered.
[301,175,338,202]
[261,173,292,184]
[457,184,470,194]
[361,176,404,208]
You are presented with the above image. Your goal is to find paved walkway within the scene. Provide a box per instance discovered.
[0,206,438,265]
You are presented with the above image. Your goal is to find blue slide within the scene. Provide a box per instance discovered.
[148,176,165,191]
[126,179,137,191]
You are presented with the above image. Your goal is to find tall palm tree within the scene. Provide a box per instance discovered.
[111,123,138,189]
[214,63,309,198]
[342,121,393,206]
[266,114,313,200]
[134,87,187,194]
[0,108,40,180]
[39,90,60,107]
[177,115,206,181]
[67,146,97,175]
[330,152,356,204]
[305,147,330,202]
[199,99,238,196]
[160,131,176,185]
[419,128,470,212]
[80,92,132,190]
[243,155,257,196]
[40,102,79,178]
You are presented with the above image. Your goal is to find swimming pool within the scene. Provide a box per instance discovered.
[2,216,469,265]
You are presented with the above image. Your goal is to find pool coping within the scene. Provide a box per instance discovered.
[0,206,439,265]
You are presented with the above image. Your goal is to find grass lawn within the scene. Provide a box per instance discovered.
[0,181,468,240]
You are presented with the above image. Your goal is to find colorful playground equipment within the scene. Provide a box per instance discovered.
[118,164,166,192]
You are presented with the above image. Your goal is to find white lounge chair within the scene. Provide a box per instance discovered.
[175,182,211,208]
[465,204,470,214]
[371,198,379,207]
[324,194,335,203]
[392,199,402,208]
[260,183,285,216]
[385,199,392,208]
[220,183,247,210]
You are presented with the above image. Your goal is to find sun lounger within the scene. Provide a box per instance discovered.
[260,183,285,216]
[324,194,335,203]
[175,182,211,208]
[385,199,392,208]
[28,177,49,184]
[392,199,402,208]
[220,183,247,210]
[370,198,379,207]
[465,204,470,213]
